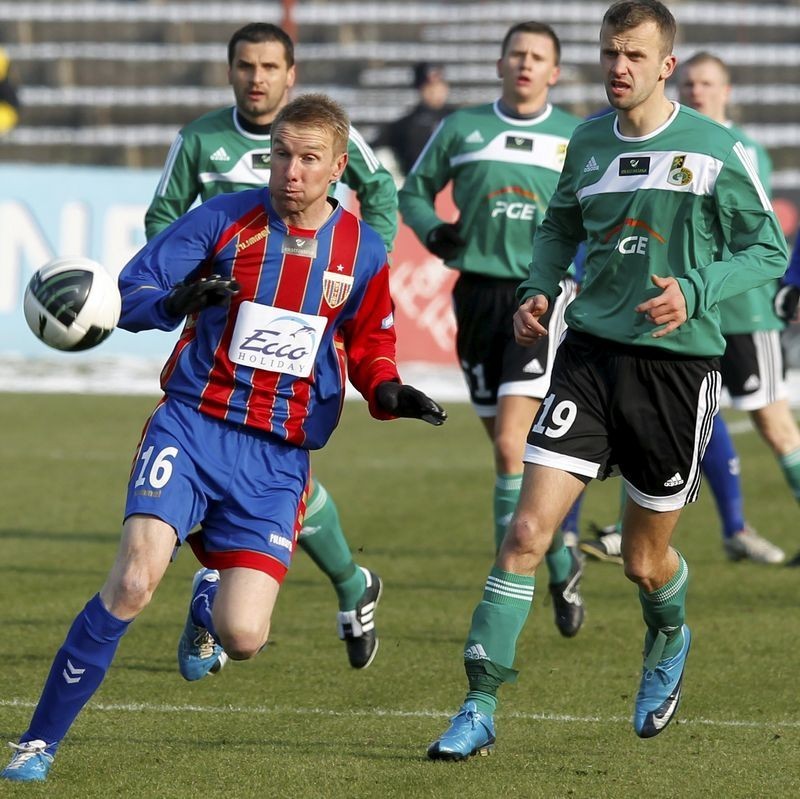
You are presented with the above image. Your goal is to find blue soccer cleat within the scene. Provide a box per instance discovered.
[1,740,54,782]
[634,624,691,738]
[178,568,228,681]
[427,701,496,761]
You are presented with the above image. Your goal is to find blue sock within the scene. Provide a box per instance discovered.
[702,415,745,539]
[190,575,219,642]
[22,594,131,752]
[561,495,584,536]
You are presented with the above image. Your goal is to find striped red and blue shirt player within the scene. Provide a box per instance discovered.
[119,186,401,449]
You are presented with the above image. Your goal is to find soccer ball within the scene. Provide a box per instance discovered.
[23,256,122,351]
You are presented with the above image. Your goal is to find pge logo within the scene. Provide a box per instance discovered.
[617,235,649,255]
[491,200,537,220]
[604,218,665,256]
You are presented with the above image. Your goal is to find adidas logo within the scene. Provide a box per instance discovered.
[583,156,599,173]
[464,644,488,661]
[465,130,484,144]
[663,472,685,488]
[523,357,544,374]
[743,374,760,391]
[210,146,230,162]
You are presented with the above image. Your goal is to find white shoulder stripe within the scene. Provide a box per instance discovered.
[155,133,184,197]
[733,141,772,211]
[408,119,446,174]
[348,125,380,172]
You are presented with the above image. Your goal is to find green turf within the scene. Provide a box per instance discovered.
[1,393,799,798]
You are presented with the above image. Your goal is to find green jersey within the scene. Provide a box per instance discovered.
[519,104,788,357]
[144,106,398,249]
[717,122,780,334]
[398,101,581,280]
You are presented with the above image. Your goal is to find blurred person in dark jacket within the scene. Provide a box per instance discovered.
[373,62,453,178]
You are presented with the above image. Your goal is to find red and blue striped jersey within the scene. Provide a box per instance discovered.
[119,188,400,449]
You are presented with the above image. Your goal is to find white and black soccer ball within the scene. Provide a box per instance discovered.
[23,256,122,351]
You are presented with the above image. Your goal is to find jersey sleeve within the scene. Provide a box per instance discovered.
[677,143,788,319]
[342,126,399,252]
[516,150,584,304]
[340,262,402,420]
[397,119,453,245]
[120,203,225,332]
[144,130,204,241]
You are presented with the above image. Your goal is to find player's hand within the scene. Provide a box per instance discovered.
[635,274,687,337]
[774,284,800,323]
[375,381,447,426]
[513,295,549,345]
[426,224,465,260]
[164,274,241,317]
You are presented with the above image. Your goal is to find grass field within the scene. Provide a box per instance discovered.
[1,392,799,798]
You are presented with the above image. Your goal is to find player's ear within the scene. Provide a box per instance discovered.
[286,64,297,90]
[330,151,348,183]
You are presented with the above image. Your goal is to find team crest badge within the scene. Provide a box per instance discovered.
[667,154,693,186]
[322,271,354,308]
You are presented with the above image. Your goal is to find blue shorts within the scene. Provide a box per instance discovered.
[125,397,309,582]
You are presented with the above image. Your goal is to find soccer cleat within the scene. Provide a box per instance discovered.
[1,740,54,782]
[786,550,800,567]
[579,523,623,564]
[548,546,585,637]
[634,625,691,738]
[723,526,785,565]
[337,567,383,669]
[427,701,496,761]
[178,568,228,681]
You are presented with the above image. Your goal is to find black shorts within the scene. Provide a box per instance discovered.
[524,331,721,511]
[452,273,576,416]
[721,330,787,410]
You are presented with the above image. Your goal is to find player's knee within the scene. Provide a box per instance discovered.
[622,554,659,589]
[494,431,525,473]
[505,513,551,560]
[217,624,270,661]
[103,571,157,617]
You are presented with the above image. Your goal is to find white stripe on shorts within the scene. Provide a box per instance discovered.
[625,369,721,511]
[729,329,787,411]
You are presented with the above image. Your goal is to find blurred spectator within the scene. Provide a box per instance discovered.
[373,62,453,179]
[0,47,20,134]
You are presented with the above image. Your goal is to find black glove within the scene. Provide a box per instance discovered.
[426,223,465,261]
[164,274,241,317]
[774,284,800,323]
[375,381,447,426]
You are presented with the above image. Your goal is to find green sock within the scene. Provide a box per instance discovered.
[297,481,365,610]
[638,553,689,660]
[493,473,522,552]
[545,529,572,585]
[462,567,533,714]
[779,448,800,500]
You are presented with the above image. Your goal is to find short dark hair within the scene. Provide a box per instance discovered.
[272,93,350,156]
[681,51,731,83]
[227,22,294,68]
[602,0,676,56]
[500,21,562,65]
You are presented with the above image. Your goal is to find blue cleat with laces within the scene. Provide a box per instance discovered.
[634,624,691,738]
[427,701,496,761]
[1,740,54,782]
[178,568,228,681]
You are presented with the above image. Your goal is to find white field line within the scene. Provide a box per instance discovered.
[1,698,797,730]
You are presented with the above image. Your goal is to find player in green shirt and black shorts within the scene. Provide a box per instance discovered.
[400,21,585,640]
[427,0,788,760]
[145,22,398,672]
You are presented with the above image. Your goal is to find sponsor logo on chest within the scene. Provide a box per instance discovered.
[618,156,651,176]
[281,236,319,258]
